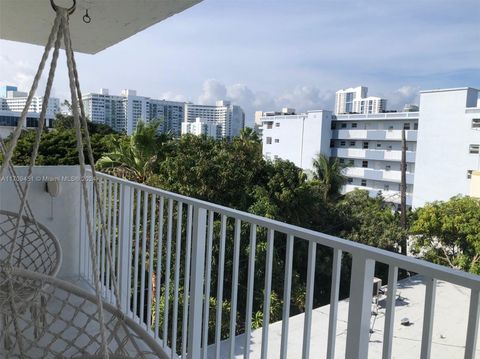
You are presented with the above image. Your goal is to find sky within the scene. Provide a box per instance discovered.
[0,0,479,126]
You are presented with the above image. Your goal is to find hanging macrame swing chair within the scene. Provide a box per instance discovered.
[0,1,166,358]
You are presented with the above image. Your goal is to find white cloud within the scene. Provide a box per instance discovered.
[198,79,227,105]
[387,85,420,109]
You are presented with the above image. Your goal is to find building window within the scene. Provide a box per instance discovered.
[363,142,369,149]
[403,123,411,130]
[341,123,347,129]
[351,123,357,128]
[339,158,345,164]
[274,155,279,160]
[472,119,480,129]
[362,161,368,168]
[387,145,393,151]
[469,144,480,154]
[348,177,353,184]
[331,123,336,130]
[275,122,280,127]
[361,179,367,186]
[266,137,272,144]
[350,141,356,146]
[414,123,418,130]
[340,141,346,146]
[384,184,390,191]
[388,126,394,131]
[274,139,280,143]
[266,122,273,129]
[467,170,473,179]
[349,160,354,166]
[376,143,381,148]
[330,140,335,148]
[385,165,391,171]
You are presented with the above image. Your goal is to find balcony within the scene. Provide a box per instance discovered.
[342,184,412,205]
[332,148,416,163]
[332,130,418,142]
[1,166,479,359]
[344,167,415,185]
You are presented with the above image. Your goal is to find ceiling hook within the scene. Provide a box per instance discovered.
[83,9,91,24]
[50,0,77,15]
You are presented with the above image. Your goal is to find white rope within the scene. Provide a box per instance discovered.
[0,13,62,180]
[59,9,109,358]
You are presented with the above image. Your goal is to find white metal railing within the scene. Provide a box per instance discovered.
[79,171,480,359]
[334,112,420,120]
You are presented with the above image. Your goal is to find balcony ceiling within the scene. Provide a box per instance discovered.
[0,0,202,54]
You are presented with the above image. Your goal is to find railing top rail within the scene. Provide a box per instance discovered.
[90,170,480,290]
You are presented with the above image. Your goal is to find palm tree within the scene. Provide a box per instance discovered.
[96,120,161,183]
[312,153,347,201]
[237,127,260,143]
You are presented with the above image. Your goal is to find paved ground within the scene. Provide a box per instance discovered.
[208,275,479,358]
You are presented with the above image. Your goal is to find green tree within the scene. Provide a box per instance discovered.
[96,120,168,183]
[410,196,480,274]
[312,153,347,201]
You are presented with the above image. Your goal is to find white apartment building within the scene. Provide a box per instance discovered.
[262,110,332,170]
[83,89,185,136]
[181,117,220,138]
[0,85,60,139]
[185,100,245,140]
[335,86,387,115]
[332,111,418,206]
[0,86,60,119]
[413,87,480,207]
[261,86,480,208]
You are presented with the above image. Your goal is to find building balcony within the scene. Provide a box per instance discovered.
[1,166,479,359]
[334,112,420,121]
[332,129,418,142]
[344,166,415,185]
[332,148,416,163]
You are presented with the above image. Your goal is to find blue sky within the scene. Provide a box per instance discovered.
[1,0,479,125]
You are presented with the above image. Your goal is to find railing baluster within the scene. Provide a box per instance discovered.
[182,204,193,358]
[163,198,174,346]
[140,192,149,325]
[111,182,118,305]
[154,196,164,339]
[214,215,227,359]
[187,206,207,359]
[101,178,107,297]
[133,189,141,320]
[279,234,294,359]
[302,240,316,359]
[382,265,398,359]
[201,210,214,359]
[244,223,257,359]
[420,277,437,359]
[106,179,112,301]
[119,184,133,314]
[345,255,375,359]
[261,228,275,359]
[147,193,156,332]
[465,289,480,359]
[171,201,183,358]
[326,248,342,359]
[229,218,242,358]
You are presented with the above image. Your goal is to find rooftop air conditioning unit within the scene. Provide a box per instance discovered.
[373,277,382,297]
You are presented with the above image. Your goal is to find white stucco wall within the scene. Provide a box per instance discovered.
[262,110,332,171]
[413,88,480,208]
[0,166,83,279]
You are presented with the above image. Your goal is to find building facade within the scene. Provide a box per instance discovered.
[335,86,387,115]
[0,85,59,139]
[261,110,332,171]
[260,86,480,207]
[83,89,185,136]
[181,117,221,138]
[185,100,245,140]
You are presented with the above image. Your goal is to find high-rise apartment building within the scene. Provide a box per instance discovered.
[184,100,245,140]
[335,86,387,115]
[83,89,185,136]
[260,86,480,208]
[0,85,60,138]
[181,117,221,138]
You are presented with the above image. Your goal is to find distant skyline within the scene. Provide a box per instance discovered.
[1,0,479,125]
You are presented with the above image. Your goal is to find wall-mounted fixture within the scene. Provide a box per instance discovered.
[45,178,62,219]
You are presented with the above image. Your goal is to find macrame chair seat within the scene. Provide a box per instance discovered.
[0,268,166,359]
[0,210,62,305]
